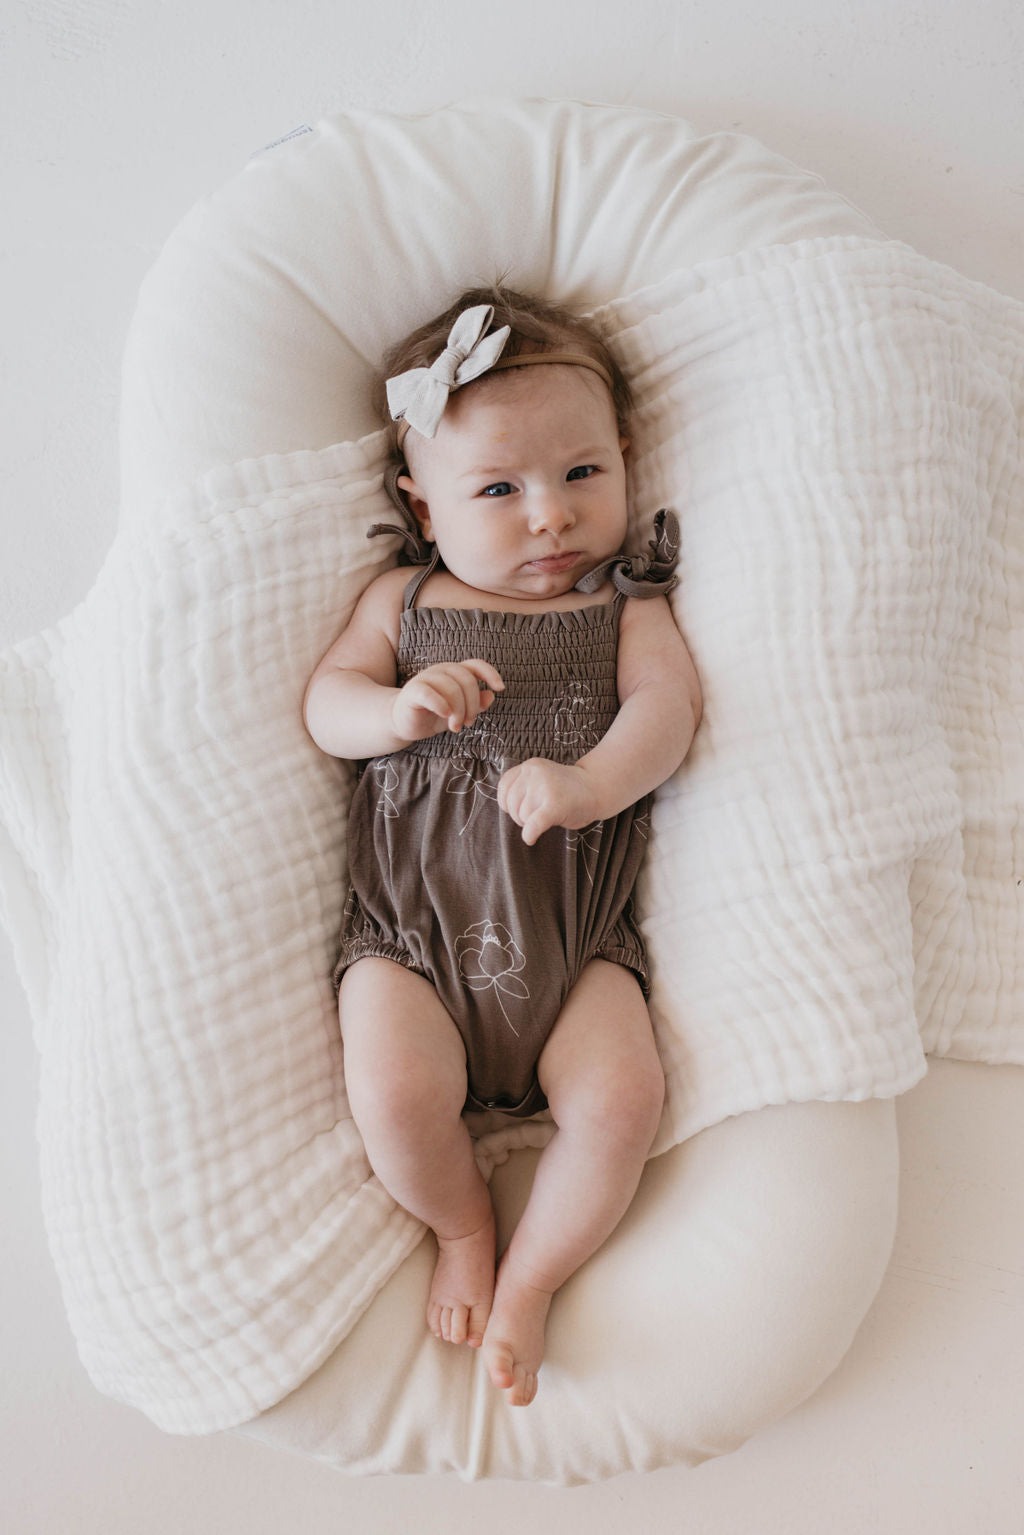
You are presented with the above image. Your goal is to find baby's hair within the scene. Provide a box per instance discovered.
[377,283,633,457]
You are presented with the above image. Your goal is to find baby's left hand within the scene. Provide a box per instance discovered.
[496,759,601,846]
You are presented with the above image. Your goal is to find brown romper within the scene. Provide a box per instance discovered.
[333,511,680,1118]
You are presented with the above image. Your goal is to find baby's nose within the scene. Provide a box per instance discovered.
[529,491,575,534]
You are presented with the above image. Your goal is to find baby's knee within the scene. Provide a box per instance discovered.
[361,1061,429,1123]
[339,960,469,1128]
[346,1040,466,1134]
[612,1057,666,1147]
[564,1052,665,1151]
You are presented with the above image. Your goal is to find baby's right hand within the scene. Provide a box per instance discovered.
[392,659,505,741]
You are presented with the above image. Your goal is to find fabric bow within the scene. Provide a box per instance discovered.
[574,509,681,599]
[385,304,511,439]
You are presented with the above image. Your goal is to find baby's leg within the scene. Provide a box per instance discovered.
[339,957,495,1348]
[481,959,665,1405]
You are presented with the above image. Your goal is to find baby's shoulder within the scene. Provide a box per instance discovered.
[338,562,415,655]
[357,562,415,617]
[371,561,416,595]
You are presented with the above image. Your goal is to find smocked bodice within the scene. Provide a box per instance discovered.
[396,601,621,767]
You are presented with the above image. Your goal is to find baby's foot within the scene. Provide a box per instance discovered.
[427,1211,496,1349]
[481,1256,554,1406]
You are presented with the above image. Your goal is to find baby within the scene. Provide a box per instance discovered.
[304,287,702,1406]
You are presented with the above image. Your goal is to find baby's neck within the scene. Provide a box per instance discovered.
[419,566,615,614]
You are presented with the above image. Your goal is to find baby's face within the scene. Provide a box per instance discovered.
[398,366,630,602]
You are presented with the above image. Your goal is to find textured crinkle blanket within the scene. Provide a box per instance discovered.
[1,237,1021,1433]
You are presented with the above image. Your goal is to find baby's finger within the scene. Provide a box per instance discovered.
[447,669,486,730]
[460,658,505,697]
[449,662,504,730]
[510,783,547,842]
[495,766,512,811]
[496,765,525,822]
[408,679,454,722]
[520,805,552,846]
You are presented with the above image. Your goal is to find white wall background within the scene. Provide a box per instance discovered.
[2,3,1021,1531]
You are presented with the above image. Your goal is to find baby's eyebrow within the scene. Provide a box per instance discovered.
[457,447,609,479]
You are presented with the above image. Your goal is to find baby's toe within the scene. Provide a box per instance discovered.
[508,1365,538,1408]
[466,1302,490,1349]
[484,1341,516,1391]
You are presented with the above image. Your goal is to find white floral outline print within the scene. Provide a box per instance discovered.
[455,919,527,1034]
[372,757,400,818]
[554,681,600,755]
[445,743,506,836]
[566,820,605,886]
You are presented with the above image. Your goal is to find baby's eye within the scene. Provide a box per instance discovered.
[481,482,514,497]
[566,464,597,481]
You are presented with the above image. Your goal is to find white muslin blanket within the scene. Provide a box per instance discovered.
[1,236,1021,1433]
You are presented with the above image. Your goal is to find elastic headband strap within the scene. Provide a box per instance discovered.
[488,351,615,389]
[395,351,615,450]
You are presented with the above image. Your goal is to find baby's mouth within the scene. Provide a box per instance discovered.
[526,551,580,572]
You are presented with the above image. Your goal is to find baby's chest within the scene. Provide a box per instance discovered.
[398,611,621,766]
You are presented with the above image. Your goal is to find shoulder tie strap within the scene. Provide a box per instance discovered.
[366,463,436,564]
[402,547,441,609]
[574,508,680,599]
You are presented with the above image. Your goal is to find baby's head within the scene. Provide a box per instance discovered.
[379,286,634,602]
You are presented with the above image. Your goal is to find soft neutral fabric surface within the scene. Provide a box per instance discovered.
[1,225,1020,1433]
[243,1095,900,1483]
[243,1062,1020,1490]
[118,97,883,521]
[608,239,1024,1128]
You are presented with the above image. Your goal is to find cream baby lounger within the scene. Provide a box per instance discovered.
[1,98,1022,1483]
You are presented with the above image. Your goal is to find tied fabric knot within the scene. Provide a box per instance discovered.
[575,508,681,599]
[366,463,436,565]
[386,304,511,440]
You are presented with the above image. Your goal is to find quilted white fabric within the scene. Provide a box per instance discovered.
[1,233,1021,1434]
[118,96,882,518]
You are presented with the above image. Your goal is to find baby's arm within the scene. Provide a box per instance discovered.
[303,567,504,759]
[497,596,701,845]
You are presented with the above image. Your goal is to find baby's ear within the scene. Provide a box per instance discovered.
[396,473,433,540]
[380,462,435,562]
[619,435,631,459]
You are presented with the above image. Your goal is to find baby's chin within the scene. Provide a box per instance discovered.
[439,551,613,605]
[513,569,589,601]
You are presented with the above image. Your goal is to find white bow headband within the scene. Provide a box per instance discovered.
[385,303,615,447]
